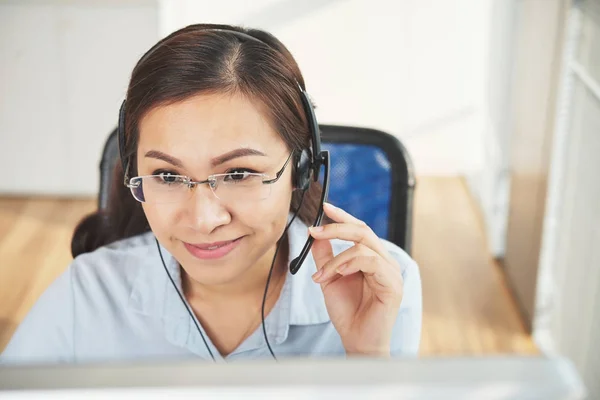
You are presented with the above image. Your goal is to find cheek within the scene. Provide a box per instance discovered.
[142,203,178,235]
[233,181,294,227]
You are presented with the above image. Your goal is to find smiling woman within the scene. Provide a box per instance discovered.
[0,23,422,364]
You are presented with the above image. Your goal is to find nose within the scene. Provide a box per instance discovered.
[184,183,230,234]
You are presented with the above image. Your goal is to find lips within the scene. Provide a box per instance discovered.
[190,240,237,250]
[183,236,244,260]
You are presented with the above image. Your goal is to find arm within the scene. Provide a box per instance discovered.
[0,265,75,365]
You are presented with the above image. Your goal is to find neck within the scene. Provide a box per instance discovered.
[182,235,289,302]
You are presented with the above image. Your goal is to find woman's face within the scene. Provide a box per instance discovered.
[136,92,294,286]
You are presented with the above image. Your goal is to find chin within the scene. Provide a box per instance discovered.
[188,265,245,286]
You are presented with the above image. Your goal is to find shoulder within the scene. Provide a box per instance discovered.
[0,232,157,364]
[0,262,75,364]
[74,230,157,269]
[68,231,157,289]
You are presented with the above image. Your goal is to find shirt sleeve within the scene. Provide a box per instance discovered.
[0,265,75,365]
[390,256,423,357]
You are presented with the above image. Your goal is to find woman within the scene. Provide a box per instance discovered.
[1,24,422,364]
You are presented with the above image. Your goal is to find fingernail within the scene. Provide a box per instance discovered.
[310,226,324,233]
[312,269,323,281]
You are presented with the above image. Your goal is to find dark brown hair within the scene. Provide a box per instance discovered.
[71,23,326,257]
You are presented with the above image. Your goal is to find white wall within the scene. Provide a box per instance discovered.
[0,0,495,196]
[160,0,490,177]
[465,0,516,257]
[0,0,159,196]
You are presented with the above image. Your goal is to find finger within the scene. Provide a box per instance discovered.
[318,254,380,283]
[317,273,344,292]
[318,203,384,254]
[309,222,389,260]
[312,243,376,283]
[322,202,365,226]
[323,255,404,299]
[310,237,334,271]
[317,254,386,289]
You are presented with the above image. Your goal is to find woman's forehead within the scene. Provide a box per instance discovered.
[137,92,285,156]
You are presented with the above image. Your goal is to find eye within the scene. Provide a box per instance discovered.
[224,168,258,182]
[152,169,184,184]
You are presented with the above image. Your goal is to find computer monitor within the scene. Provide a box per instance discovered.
[0,355,587,399]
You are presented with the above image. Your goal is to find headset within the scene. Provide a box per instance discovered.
[117,25,330,361]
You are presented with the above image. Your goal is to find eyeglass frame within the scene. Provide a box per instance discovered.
[123,150,295,203]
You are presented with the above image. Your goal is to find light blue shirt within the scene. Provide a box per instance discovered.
[1,214,422,364]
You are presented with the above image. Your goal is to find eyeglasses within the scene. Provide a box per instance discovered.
[125,152,294,204]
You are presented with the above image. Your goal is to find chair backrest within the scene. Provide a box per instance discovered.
[98,124,415,254]
[318,125,415,254]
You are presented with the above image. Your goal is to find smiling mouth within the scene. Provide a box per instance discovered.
[183,236,244,260]
[203,244,226,250]
[190,240,238,250]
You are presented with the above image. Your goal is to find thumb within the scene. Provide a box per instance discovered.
[310,238,333,271]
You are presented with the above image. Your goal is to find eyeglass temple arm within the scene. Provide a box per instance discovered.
[263,151,295,184]
[290,150,330,275]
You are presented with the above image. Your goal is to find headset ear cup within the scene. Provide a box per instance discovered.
[295,149,312,191]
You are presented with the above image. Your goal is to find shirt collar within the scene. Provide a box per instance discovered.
[127,213,331,328]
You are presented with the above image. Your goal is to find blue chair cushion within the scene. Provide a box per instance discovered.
[319,143,391,240]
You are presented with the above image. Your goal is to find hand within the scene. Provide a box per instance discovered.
[309,202,404,357]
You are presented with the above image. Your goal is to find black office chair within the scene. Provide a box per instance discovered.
[98,125,415,254]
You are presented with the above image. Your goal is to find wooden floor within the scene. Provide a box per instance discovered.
[413,178,536,355]
[0,177,537,356]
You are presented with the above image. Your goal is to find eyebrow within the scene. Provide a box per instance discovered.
[144,148,267,168]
